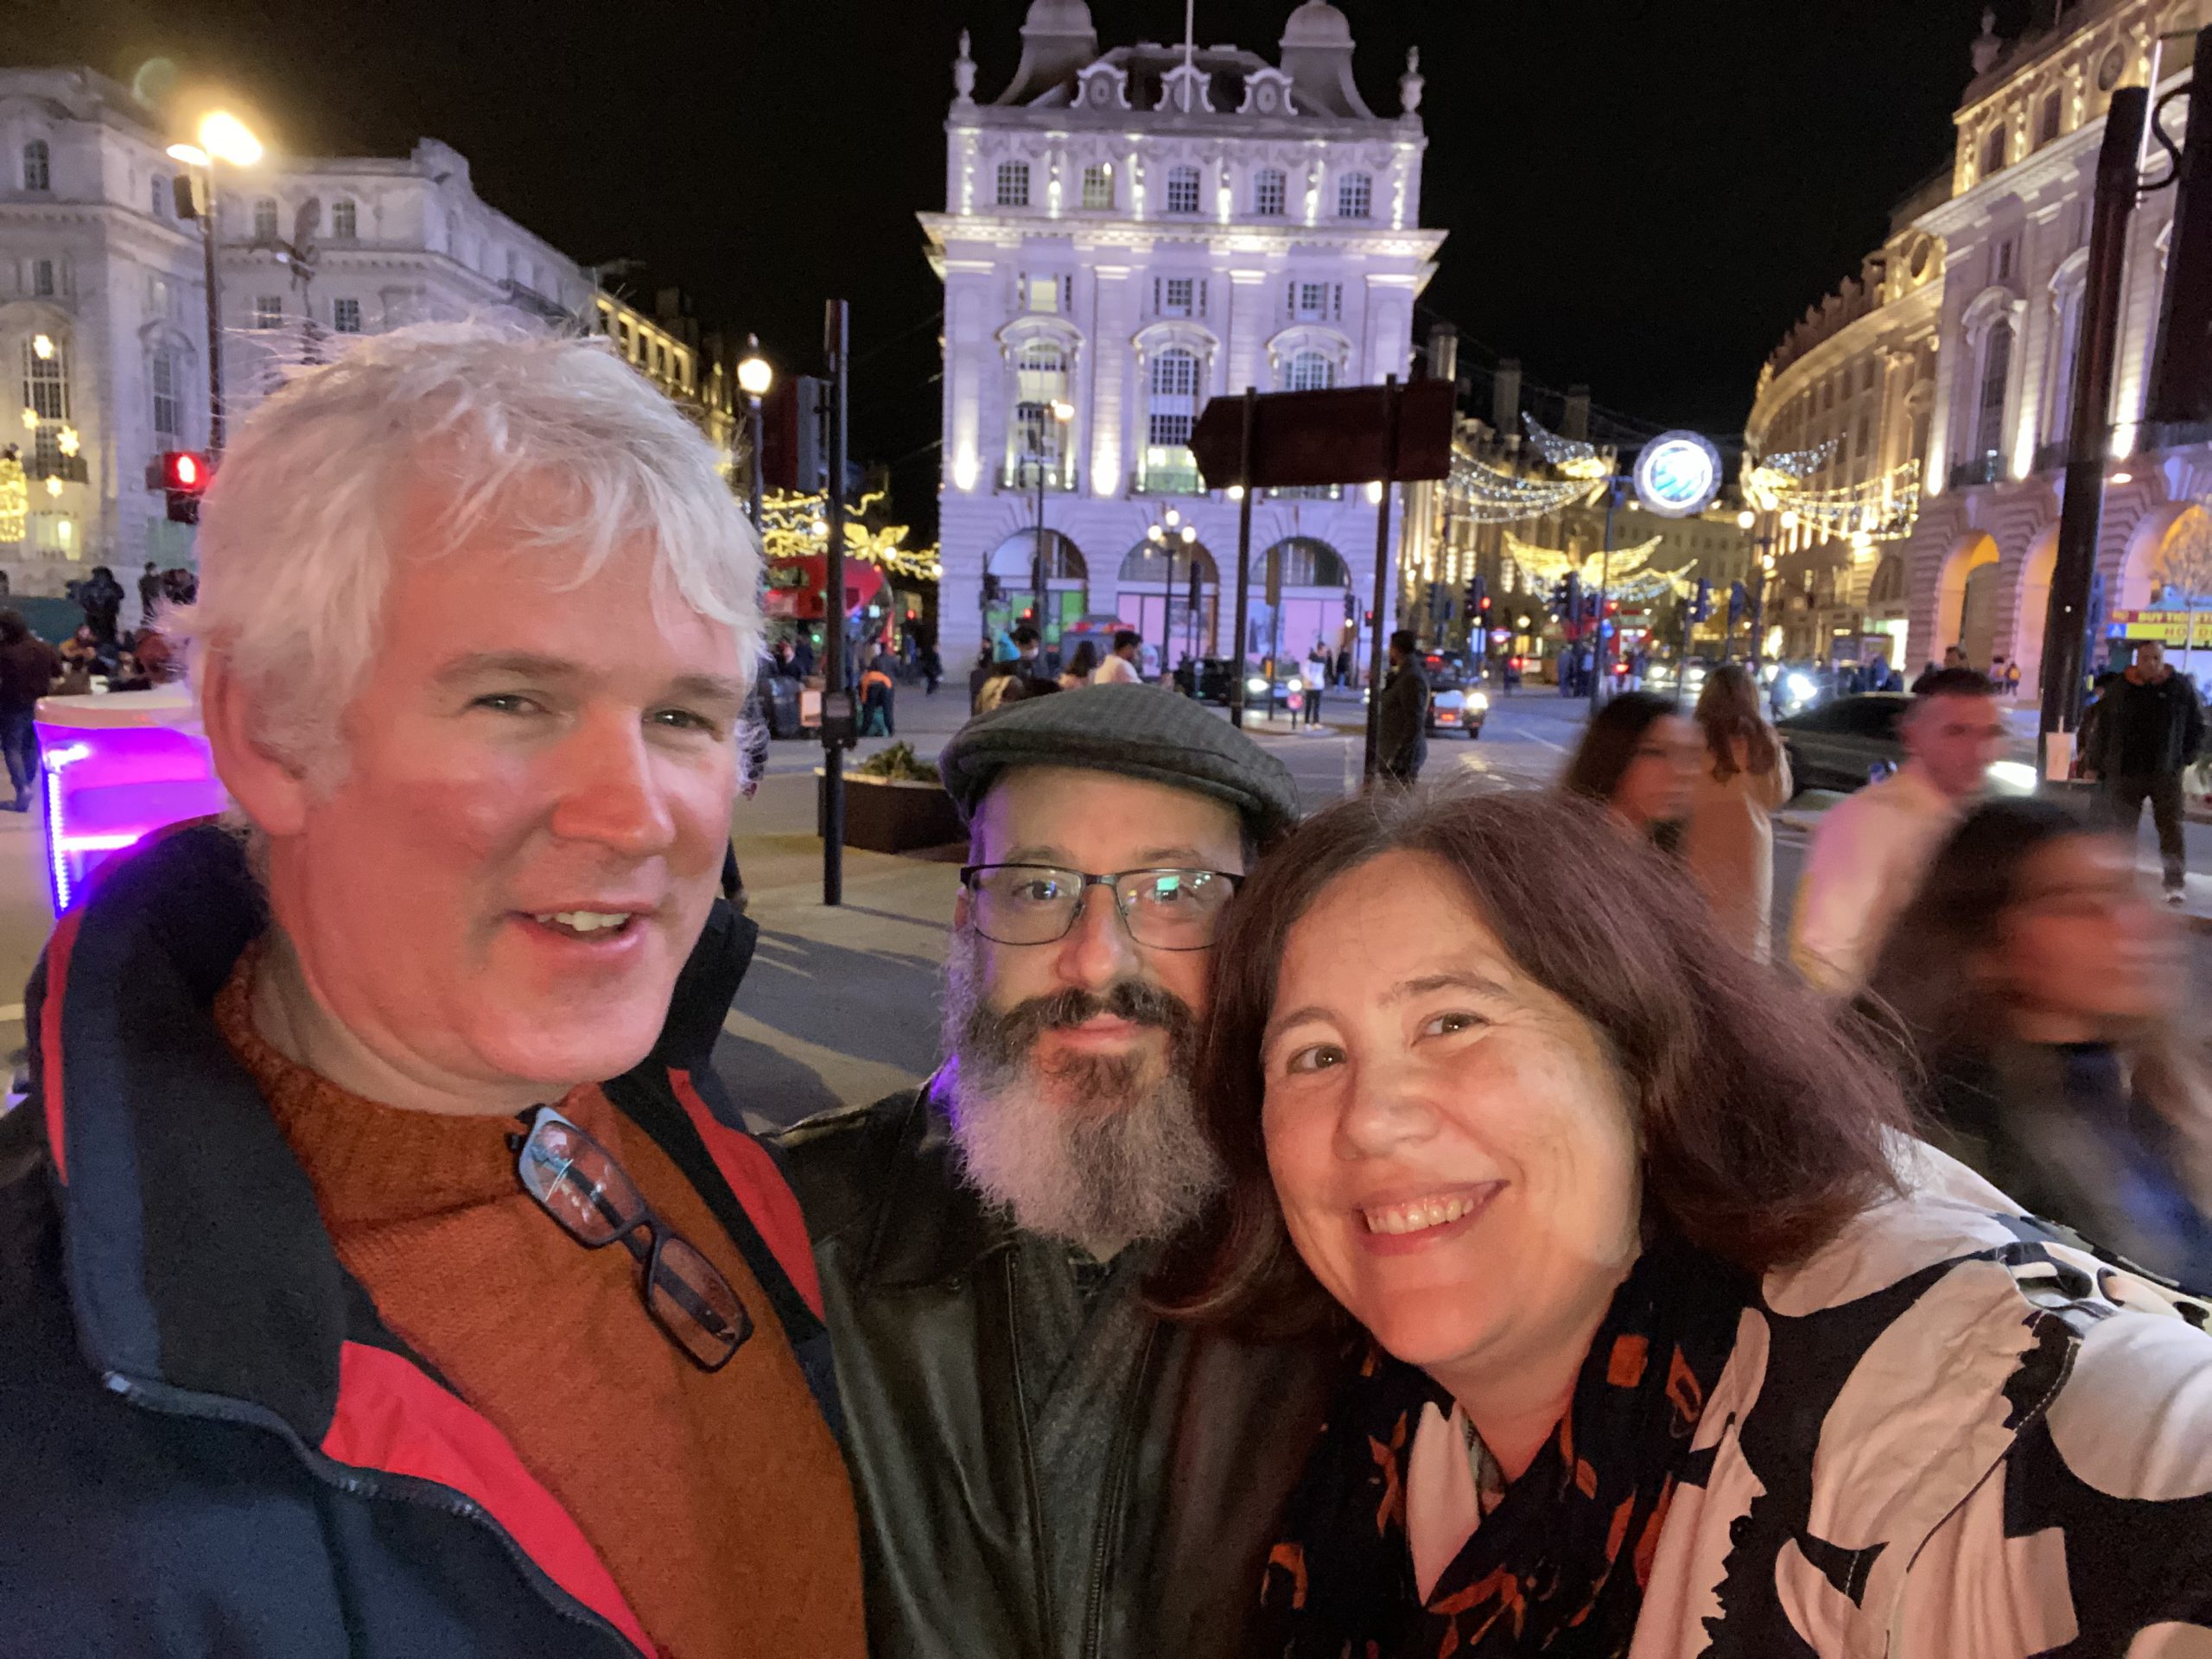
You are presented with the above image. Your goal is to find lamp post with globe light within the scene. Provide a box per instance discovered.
[167,111,263,457]
[735,336,772,532]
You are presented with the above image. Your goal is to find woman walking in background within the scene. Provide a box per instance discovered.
[1868,797,2212,1290]
[1058,639,1099,690]
[1560,690,1702,852]
[1684,664,1794,958]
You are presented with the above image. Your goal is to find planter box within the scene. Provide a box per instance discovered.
[837,774,966,855]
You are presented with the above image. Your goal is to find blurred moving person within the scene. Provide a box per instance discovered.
[2082,639,2204,906]
[1091,627,1144,685]
[1374,628,1429,785]
[1789,669,2005,995]
[1869,798,2212,1290]
[1683,664,1794,958]
[0,608,58,811]
[1562,690,1701,852]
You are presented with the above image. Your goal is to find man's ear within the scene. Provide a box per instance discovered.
[198,650,313,838]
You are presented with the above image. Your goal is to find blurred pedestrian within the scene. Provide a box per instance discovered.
[920,639,943,696]
[1562,689,1701,851]
[1060,638,1099,690]
[1684,664,1794,958]
[2082,639,2203,906]
[1092,627,1143,685]
[73,563,124,645]
[138,558,162,624]
[1870,798,2212,1289]
[1910,644,1970,693]
[1789,668,2005,995]
[0,608,57,810]
[860,659,896,737]
[1374,629,1429,785]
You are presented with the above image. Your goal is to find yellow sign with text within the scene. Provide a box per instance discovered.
[2108,609,2212,647]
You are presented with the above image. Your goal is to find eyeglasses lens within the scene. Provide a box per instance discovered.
[519,1119,647,1247]
[969,867,1233,950]
[648,1235,752,1369]
[1115,868,1233,950]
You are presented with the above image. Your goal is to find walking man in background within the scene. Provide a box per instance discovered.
[0,608,56,811]
[1374,627,1429,785]
[2085,639,2205,906]
[1789,667,2007,994]
[1092,627,1144,684]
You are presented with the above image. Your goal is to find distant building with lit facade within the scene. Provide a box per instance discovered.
[925,0,1446,670]
[1750,0,2212,687]
[0,66,733,597]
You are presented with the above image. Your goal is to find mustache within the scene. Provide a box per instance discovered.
[962,978,1197,1064]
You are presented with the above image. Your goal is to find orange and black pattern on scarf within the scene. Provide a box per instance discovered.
[1256,1241,1751,1659]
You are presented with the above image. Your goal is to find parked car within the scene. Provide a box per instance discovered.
[1778,693,2037,797]
[1176,657,1239,704]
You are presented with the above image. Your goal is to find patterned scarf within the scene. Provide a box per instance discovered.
[1258,1239,1751,1659]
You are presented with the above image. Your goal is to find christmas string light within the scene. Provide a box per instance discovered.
[1742,439,1837,500]
[1750,460,1921,542]
[1449,455,1605,524]
[0,449,24,543]
[759,487,943,582]
[1520,413,1615,480]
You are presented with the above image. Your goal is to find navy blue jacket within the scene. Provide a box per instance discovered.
[0,823,838,1657]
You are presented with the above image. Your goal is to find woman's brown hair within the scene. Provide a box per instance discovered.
[1154,783,1911,1333]
[1694,664,1780,782]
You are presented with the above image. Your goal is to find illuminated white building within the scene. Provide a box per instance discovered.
[1762,0,2212,690]
[925,0,1446,669]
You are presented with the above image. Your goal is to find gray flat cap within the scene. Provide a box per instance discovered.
[938,683,1300,842]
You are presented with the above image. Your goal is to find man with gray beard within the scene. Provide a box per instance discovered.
[777,684,1338,1659]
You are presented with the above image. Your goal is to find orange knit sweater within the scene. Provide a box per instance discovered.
[215,962,865,1659]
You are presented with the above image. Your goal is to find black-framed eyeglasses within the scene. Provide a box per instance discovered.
[508,1106,753,1372]
[959,862,1243,951]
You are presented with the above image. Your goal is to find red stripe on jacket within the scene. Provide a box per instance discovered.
[668,1068,824,1320]
[38,910,81,1185]
[321,1340,655,1656]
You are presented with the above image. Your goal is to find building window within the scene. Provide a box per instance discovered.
[2035,89,2063,148]
[31,259,54,298]
[22,140,48,192]
[252,197,278,241]
[1026,276,1063,314]
[255,295,283,330]
[1291,280,1339,321]
[23,336,67,474]
[1856,413,1873,462]
[1081,163,1113,209]
[1997,238,2017,282]
[1976,321,2014,461]
[1980,126,2006,181]
[1165,164,1201,215]
[150,175,168,218]
[1286,349,1335,392]
[1147,347,1202,470]
[995,162,1031,208]
[150,346,181,447]
[2050,289,2084,444]
[1337,172,1373,219]
[332,197,357,238]
[1254,168,1287,218]
[1160,276,1196,318]
[333,297,363,334]
[31,512,76,559]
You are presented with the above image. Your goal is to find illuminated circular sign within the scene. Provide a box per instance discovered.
[1633,431,1721,519]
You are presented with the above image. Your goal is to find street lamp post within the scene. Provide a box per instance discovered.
[736,335,772,532]
[1029,400,1074,651]
[168,111,263,459]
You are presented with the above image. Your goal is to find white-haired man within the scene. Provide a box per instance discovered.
[0,324,866,1658]
[777,684,1337,1659]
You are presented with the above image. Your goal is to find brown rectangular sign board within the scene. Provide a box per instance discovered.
[1190,378,1456,490]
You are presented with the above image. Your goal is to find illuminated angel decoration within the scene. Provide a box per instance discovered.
[1521,413,1615,480]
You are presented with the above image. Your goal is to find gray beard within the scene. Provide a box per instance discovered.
[940,927,1225,1256]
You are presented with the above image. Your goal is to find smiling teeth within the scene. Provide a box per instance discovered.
[1363,1194,1478,1236]
[536,911,629,933]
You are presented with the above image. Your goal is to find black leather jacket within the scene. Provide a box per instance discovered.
[775,1087,1336,1659]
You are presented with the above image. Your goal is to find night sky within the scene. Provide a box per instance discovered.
[27,0,2035,535]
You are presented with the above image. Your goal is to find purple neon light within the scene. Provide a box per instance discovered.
[37,722,226,912]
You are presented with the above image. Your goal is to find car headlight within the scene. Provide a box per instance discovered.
[1287,677,1304,692]
[1245,676,1271,696]
[1467,691,1490,709]
[1986,760,2038,795]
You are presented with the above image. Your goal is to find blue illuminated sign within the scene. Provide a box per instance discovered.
[1633,431,1721,519]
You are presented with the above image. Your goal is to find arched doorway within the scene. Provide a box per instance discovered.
[1116,540,1218,667]
[1866,553,1910,676]
[1935,532,2000,664]
[2120,504,2212,672]
[2011,528,2058,695]
[1252,537,1351,667]
[985,529,1087,645]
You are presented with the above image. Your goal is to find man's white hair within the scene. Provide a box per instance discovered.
[170,320,761,768]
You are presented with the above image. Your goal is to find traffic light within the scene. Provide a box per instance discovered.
[158,449,211,524]
[1465,574,1489,620]
[1563,574,1582,622]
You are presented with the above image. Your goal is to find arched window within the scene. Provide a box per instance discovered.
[1976,320,2013,462]
[995,162,1031,208]
[1285,349,1335,392]
[22,140,48,192]
[1253,168,1287,218]
[1337,172,1372,219]
[2049,283,2085,446]
[2035,89,2063,148]
[1165,164,1201,215]
[1257,537,1349,588]
[1009,340,1071,482]
[150,174,168,218]
[149,346,181,448]
[252,197,278,241]
[23,334,69,474]
[331,197,357,238]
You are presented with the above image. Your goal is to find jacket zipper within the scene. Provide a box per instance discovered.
[1000,1254,1059,1655]
[102,1370,644,1658]
[1077,1320,1166,1659]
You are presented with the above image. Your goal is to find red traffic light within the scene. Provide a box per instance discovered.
[1478,596,1491,611]
[161,450,211,493]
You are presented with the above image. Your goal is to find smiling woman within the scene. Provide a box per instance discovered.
[1158,783,2212,1656]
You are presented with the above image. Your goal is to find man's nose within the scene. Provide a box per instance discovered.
[1052,882,1140,991]
[546,714,678,856]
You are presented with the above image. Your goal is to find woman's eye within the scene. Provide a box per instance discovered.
[1421,1011,1480,1039]
[1284,1044,1344,1075]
